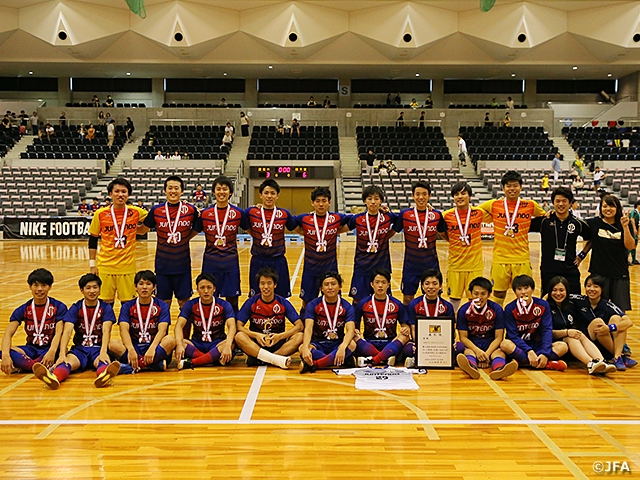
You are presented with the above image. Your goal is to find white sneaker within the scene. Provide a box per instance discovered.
[604,361,617,374]
[357,356,373,367]
[587,358,606,375]
[404,357,415,368]
[387,356,396,367]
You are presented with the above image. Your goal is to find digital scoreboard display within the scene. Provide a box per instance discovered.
[250,166,334,179]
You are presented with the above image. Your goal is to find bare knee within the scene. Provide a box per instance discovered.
[500,339,515,354]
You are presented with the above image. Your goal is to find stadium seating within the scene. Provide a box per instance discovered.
[460,125,557,161]
[162,103,241,108]
[356,125,451,161]
[135,125,229,160]
[448,104,527,109]
[0,127,21,158]
[246,125,339,161]
[352,104,432,109]
[257,103,336,108]
[562,126,640,162]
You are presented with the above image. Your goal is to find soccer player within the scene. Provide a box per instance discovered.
[32,274,123,390]
[245,179,298,298]
[235,267,303,368]
[192,183,208,210]
[456,277,518,380]
[442,182,491,311]
[478,171,546,306]
[396,181,447,305]
[346,185,397,304]
[1,269,67,375]
[88,178,148,305]
[293,187,351,310]
[196,176,250,312]
[299,272,356,373]
[353,269,410,366]
[500,275,568,371]
[138,175,199,309]
[175,273,236,369]
[109,271,176,371]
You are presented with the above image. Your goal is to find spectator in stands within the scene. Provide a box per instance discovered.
[291,118,300,135]
[222,130,233,148]
[424,96,433,108]
[220,98,227,107]
[386,160,398,174]
[92,95,99,107]
[59,112,66,127]
[155,150,165,161]
[503,112,511,127]
[571,200,582,219]
[396,112,405,127]
[90,199,100,215]
[45,123,54,139]
[364,149,376,176]
[104,198,112,208]
[107,120,115,147]
[78,199,90,216]
[386,94,392,106]
[98,111,105,125]
[86,124,96,140]
[170,150,181,161]
[484,112,492,127]
[105,95,114,108]
[551,153,562,184]
[136,199,147,211]
[77,124,86,139]
[419,111,425,128]
[1,115,11,132]
[192,184,208,209]
[37,122,45,139]
[125,117,135,142]
[457,135,468,167]
[240,112,250,137]
[18,110,28,126]
[277,118,285,134]
[593,166,606,192]
[30,111,38,136]
[394,92,402,105]
[307,96,316,107]
[491,98,499,108]
[225,122,234,138]
[541,173,550,193]
[105,112,112,122]
[506,96,515,110]
[375,159,387,174]
[182,152,189,159]
[323,96,331,108]
[572,177,585,193]
[410,98,419,109]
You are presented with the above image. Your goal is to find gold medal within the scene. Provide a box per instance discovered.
[327,331,338,340]
[215,237,226,247]
[376,330,387,339]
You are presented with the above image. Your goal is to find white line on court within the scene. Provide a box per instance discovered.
[238,365,267,421]
[290,248,305,288]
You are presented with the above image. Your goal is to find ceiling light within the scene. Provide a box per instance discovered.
[415,73,419,77]
[607,73,612,77]
[572,66,578,70]
[268,65,273,69]
[223,72,227,76]
[28,71,33,75]
[511,73,516,77]
[126,72,131,76]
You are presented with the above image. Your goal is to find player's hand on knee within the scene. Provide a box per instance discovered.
[335,347,346,366]
[1,356,13,375]
[144,350,155,366]
[98,353,110,365]
[527,350,538,368]
[257,334,269,347]
[476,350,488,363]
[220,345,232,364]
[537,354,548,369]
[42,350,56,368]
[130,355,139,371]
[567,329,581,339]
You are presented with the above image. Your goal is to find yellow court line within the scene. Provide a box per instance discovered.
[0,374,33,397]
[480,369,589,480]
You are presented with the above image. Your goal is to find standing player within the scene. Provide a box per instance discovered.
[236,267,304,368]
[478,171,546,306]
[174,273,236,370]
[456,277,518,380]
[139,176,199,310]
[88,178,148,305]
[192,183,209,210]
[442,182,491,311]
[299,272,356,373]
[293,187,351,310]
[196,176,250,312]
[396,181,447,305]
[245,179,298,298]
[33,274,122,389]
[346,185,398,304]
[109,271,176,371]
[1,269,67,375]
[353,269,411,366]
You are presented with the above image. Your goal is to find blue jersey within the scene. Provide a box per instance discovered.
[118,297,171,345]
[179,297,235,342]
[346,211,397,274]
[195,204,250,272]
[457,299,504,341]
[354,295,406,339]
[406,295,455,325]
[295,212,350,274]
[144,201,199,274]
[64,299,116,347]
[504,297,552,355]
[304,296,355,341]
[10,297,67,347]
[237,294,300,334]
[246,206,297,258]
[570,294,624,326]
[397,208,446,273]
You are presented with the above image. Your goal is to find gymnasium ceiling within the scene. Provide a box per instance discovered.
[0,0,640,80]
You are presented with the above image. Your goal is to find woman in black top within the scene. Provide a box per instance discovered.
[546,276,614,374]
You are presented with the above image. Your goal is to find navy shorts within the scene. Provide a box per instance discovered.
[69,345,101,371]
[209,269,241,298]
[190,337,225,354]
[349,272,373,302]
[311,340,341,355]
[249,256,291,298]
[355,338,390,355]
[15,344,50,360]
[466,337,493,352]
[401,270,423,296]
[300,270,324,302]
[156,272,192,301]
[120,342,153,363]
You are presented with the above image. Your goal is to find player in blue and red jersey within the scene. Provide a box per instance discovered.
[501,275,568,371]
[346,185,398,304]
[109,270,176,372]
[175,273,236,369]
[194,175,250,313]
[245,179,298,298]
[139,176,199,310]
[353,269,410,366]
[299,272,356,373]
[293,187,351,310]
[396,181,447,305]
[236,267,303,368]
[32,274,125,389]
[456,276,518,380]
[1,268,67,376]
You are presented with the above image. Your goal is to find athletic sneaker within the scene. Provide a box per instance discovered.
[545,360,567,371]
[404,357,415,369]
[177,358,194,370]
[94,361,121,388]
[622,344,632,356]
[489,359,518,381]
[614,357,627,371]
[456,353,480,379]
[246,356,265,367]
[343,356,356,368]
[604,361,617,374]
[623,356,637,368]
[119,364,135,375]
[587,359,607,375]
[147,360,166,372]
[299,360,315,374]
[357,356,373,367]
[32,362,60,390]
[387,356,396,367]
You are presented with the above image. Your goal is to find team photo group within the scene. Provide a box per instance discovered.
[2,168,636,390]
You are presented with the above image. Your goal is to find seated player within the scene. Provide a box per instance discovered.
[500,275,568,371]
[571,274,636,371]
[353,269,410,367]
[32,274,124,390]
[456,277,518,380]
[1,269,67,376]
[175,273,236,370]
[406,269,455,368]
[299,272,357,373]
[109,270,176,371]
[235,267,304,369]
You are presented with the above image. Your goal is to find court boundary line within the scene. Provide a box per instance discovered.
[238,366,266,421]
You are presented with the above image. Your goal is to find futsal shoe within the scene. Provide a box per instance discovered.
[246,356,265,367]
[404,357,416,369]
[587,359,607,375]
[489,359,518,380]
[119,364,135,375]
[456,353,480,379]
[386,356,396,367]
[94,361,121,388]
[33,363,60,390]
[622,343,632,356]
[357,356,373,367]
[545,360,567,371]
[177,358,194,370]
[614,357,627,371]
[604,361,618,374]
[299,360,315,374]
[342,356,356,368]
[623,356,637,368]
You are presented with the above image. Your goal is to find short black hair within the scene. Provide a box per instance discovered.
[468,277,492,294]
[256,267,278,285]
[634,200,640,209]
[362,185,385,203]
[321,271,343,287]
[259,179,280,194]
[134,270,157,286]
[164,175,184,191]
[501,170,522,187]
[451,181,472,197]
[311,186,331,202]
[195,272,216,287]
[584,274,607,289]
[107,177,132,195]
[412,181,432,195]
[371,268,391,283]
[79,273,102,289]
[420,269,443,285]
[551,187,574,204]
[511,274,535,291]
[27,268,54,286]
[212,175,234,194]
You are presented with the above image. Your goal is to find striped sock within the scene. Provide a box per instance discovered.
[491,357,506,370]
[52,362,71,382]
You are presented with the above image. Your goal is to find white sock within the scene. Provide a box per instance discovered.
[257,349,289,369]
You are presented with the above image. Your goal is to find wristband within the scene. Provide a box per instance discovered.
[577,251,586,260]
[89,260,96,267]
[609,323,618,332]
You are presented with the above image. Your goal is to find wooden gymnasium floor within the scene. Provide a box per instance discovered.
[0,238,639,480]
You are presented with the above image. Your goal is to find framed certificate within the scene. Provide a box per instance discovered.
[415,316,455,369]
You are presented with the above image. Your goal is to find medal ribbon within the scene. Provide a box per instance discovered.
[214,204,230,246]
[455,207,472,245]
[470,298,488,317]
[31,298,50,346]
[366,213,382,253]
[81,300,100,347]
[414,207,430,249]
[313,213,329,252]
[516,297,534,316]
[371,295,389,337]
[135,298,154,343]
[422,295,441,317]
[260,207,278,247]
[198,298,216,342]
[503,198,520,236]
[164,202,183,244]
[322,295,340,339]
[110,205,129,248]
